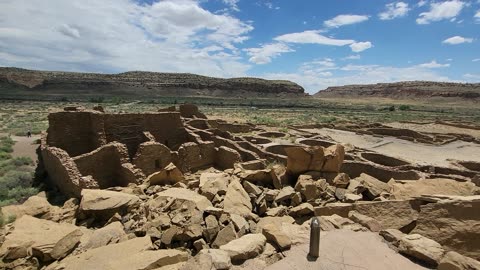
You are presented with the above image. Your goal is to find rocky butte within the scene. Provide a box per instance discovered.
[315,81,480,100]
[0,67,306,100]
[0,104,479,270]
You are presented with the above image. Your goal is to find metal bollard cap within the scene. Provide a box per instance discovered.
[311,216,320,228]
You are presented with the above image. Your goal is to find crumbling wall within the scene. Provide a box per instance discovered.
[40,146,98,198]
[176,142,216,172]
[133,142,173,176]
[46,111,103,157]
[47,111,189,158]
[73,142,139,188]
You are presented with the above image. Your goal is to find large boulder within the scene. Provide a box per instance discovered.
[294,175,324,202]
[216,146,241,170]
[438,251,480,270]
[199,172,230,200]
[79,189,139,220]
[78,221,127,250]
[152,188,212,212]
[314,202,354,218]
[285,146,325,175]
[353,200,420,232]
[220,234,266,262]
[398,234,445,267]
[45,236,188,270]
[0,215,88,262]
[262,224,291,251]
[412,197,480,260]
[355,173,391,200]
[347,211,382,232]
[255,216,295,233]
[322,144,345,173]
[223,180,252,217]
[0,195,60,221]
[146,162,184,186]
[212,223,237,248]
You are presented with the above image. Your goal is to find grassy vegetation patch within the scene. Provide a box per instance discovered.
[0,136,38,207]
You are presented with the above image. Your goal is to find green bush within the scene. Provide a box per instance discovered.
[399,105,411,111]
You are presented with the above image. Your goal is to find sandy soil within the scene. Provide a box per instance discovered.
[301,128,480,167]
[11,135,41,161]
[386,122,480,139]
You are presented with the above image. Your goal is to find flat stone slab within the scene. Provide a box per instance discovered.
[265,229,427,270]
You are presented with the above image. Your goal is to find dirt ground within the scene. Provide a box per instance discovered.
[386,122,480,139]
[11,135,40,161]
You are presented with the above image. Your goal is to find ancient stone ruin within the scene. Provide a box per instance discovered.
[1,104,479,270]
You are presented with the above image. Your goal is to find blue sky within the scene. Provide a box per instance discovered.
[0,0,479,93]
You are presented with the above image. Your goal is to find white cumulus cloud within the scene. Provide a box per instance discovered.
[350,42,373,52]
[416,0,465,24]
[0,0,253,77]
[442,36,473,44]
[416,60,450,68]
[324,14,369,28]
[244,43,293,64]
[274,30,354,46]
[475,10,480,21]
[379,2,410,20]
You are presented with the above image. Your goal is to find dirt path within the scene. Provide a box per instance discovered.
[11,135,41,161]
[302,128,480,167]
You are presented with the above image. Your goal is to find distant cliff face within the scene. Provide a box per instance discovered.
[314,81,480,99]
[0,67,306,99]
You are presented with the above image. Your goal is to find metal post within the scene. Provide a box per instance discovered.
[309,217,320,258]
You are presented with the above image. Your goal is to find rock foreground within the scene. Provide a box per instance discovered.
[1,104,480,270]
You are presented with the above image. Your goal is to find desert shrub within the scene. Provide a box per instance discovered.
[12,157,33,167]
[399,105,411,111]
[90,96,105,103]
[0,137,14,153]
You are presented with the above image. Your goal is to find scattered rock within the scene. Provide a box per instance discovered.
[314,202,354,217]
[289,203,314,217]
[198,249,232,270]
[322,144,345,173]
[412,197,480,260]
[262,224,291,251]
[50,229,83,260]
[274,186,295,203]
[46,236,188,270]
[438,251,480,270]
[348,211,382,232]
[152,188,212,212]
[380,229,405,246]
[147,162,184,186]
[220,234,266,262]
[223,180,252,217]
[356,173,391,200]
[398,234,445,267]
[212,223,237,248]
[79,189,139,221]
[216,146,241,170]
[243,181,262,196]
[332,173,350,188]
[0,215,86,262]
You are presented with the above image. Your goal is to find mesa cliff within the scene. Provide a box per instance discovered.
[0,67,306,100]
[314,81,480,99]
